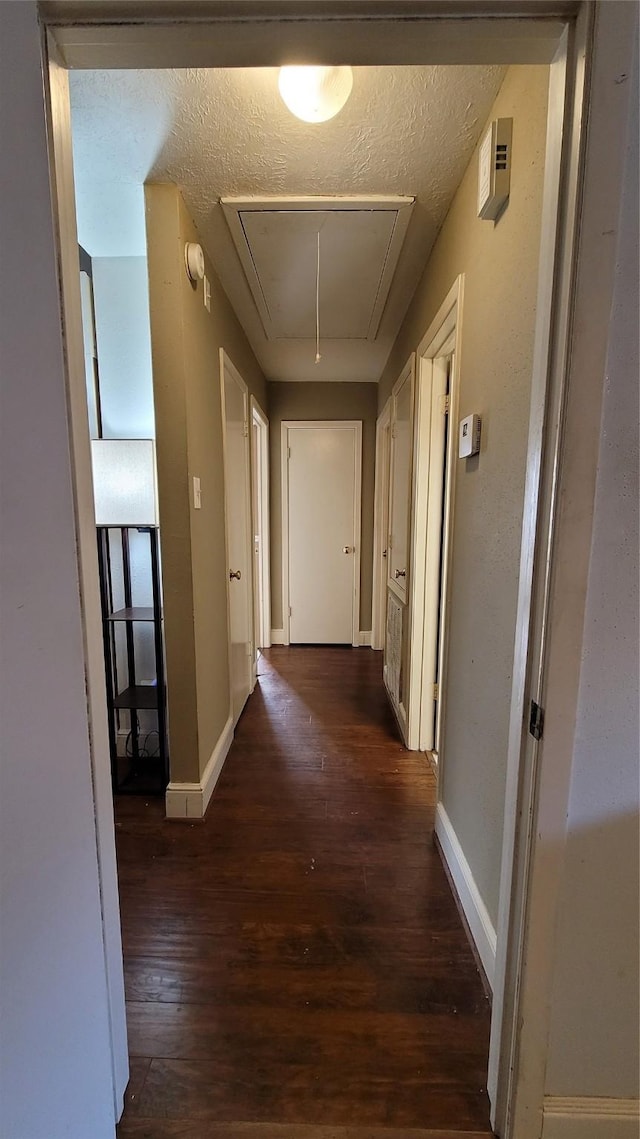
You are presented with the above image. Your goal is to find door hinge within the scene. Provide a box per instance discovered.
[529,699,544,741]
[433,683,439,701]
[287,446,291,460]
[243,421,249,438]
[289,606,292,617]
[444,394,451,414]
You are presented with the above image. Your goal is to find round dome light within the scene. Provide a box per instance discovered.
[278,66,353,123]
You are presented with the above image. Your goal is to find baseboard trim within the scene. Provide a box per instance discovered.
[165,714,234,819]
[358,630,372,647]
[270,628,285,645]
[542,1097,640,1137]
[435,802,496,990]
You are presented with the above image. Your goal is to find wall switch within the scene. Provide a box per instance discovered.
[203,275,211,312]
[193,476,202,509]
[459,414,481,458]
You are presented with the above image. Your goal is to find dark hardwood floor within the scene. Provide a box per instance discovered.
[115,647,492,1139]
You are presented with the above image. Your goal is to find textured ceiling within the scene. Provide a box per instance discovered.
[70,65,505,381]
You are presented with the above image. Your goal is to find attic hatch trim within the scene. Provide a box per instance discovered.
[222,195,414,343]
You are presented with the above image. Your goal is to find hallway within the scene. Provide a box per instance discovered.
[115,648,492,1137]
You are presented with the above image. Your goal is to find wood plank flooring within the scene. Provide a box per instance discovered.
[115,647,492,1137]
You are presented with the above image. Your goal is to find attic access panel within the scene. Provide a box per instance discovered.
[222,197,414,343]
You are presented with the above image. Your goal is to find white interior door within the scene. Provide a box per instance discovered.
[420,355,451,753]
[250,398,271,651]
[387,358,414,602]
[284,421,362,645]
[221,351,254,722]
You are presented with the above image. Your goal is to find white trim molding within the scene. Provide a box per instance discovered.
[270,628,285,645]
[358,631,372,647]
[165,714,233,819]
[542,1098,640,1139]
[435,803,497,989]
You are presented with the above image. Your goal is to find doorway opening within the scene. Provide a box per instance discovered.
[40,6,587,1129]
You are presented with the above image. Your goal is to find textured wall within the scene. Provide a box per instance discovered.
[0,5,118,1135]
[379,65,549,926]
[92,256,155,438]
[146,184,267,782]
[545,45,639,1097]
[268,382,378,633]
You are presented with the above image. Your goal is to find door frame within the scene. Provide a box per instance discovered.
[406,276,463,756]
[281,420,362,648]
[39,4,629,1137]
[250,397,271,653]
[220,348,256,717]
[371,397,391,651]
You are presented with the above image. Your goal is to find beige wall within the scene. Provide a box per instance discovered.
[0,6,121,1133]
[146,184,267,782]
[380,65,549,926]
[545,40,639,1098]
[268,381,378,633]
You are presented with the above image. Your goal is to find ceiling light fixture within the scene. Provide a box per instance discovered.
[278,66,353,123]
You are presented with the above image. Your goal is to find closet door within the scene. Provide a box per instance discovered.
[387,357,414,603]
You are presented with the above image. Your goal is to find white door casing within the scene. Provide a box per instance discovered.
[250,397,271,651]
[282,421,362,646]
[404,280,463,756]
[372,398,391,651]
[41,9,613,1139]
[220,350,254,722]
[418,355,450,754]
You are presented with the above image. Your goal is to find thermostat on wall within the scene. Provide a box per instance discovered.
[478,117,513,221]
[459,414,481,458]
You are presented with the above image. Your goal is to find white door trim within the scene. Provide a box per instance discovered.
[43,35,129,1119]
[372,398,391,651]
[405,277,463,754]
[40,8,617,1139]
[250,396,271,651]
[492,7,636,1136]
[220,348,255,720]
[281,420,362,648]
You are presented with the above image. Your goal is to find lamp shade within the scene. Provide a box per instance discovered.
[91,438,159,527]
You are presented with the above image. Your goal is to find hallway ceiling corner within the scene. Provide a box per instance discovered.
[69,63,506,382]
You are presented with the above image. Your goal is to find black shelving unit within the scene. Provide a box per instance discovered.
[97,525,168,794]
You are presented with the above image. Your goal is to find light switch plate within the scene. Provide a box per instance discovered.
[193,476,202,508]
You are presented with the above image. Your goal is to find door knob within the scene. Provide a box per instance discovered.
[229,569,242,581]
[343,545,355,554]
[394,568,406,579]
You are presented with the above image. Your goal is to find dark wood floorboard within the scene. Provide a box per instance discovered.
[116,647,492,1136]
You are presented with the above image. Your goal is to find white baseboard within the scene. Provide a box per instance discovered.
[358,630,372,647]
[165,714,234,819]
[435,802,496,989]
[542,1098,640,1138]
[270,628,285,645]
